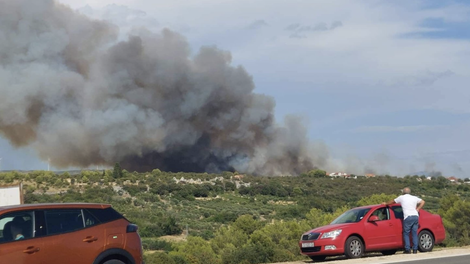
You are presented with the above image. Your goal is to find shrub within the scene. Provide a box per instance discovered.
[145,252,176,264]
[141,238,173,251]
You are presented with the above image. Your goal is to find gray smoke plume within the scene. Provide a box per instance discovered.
[0,0,325,175]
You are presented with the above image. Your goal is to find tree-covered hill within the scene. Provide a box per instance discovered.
[1,168,469,264]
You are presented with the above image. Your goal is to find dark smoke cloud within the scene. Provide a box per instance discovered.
[0,0,325,175]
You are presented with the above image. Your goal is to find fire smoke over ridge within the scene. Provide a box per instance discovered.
[0,0,327,175]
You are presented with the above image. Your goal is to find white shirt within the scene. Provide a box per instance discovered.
[394,194,422,219]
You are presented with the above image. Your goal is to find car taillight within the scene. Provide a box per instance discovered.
[127,224,138,233]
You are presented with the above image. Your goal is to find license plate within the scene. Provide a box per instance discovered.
[302,242,314,248]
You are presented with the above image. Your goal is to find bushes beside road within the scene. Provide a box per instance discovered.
[1,170,469,263]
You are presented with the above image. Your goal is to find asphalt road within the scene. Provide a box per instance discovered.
[383,254,470,264]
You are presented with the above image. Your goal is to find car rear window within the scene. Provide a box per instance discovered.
[85,208,125,224]
[391,206,404,219]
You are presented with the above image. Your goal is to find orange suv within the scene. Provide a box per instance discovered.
[0,203,144,264]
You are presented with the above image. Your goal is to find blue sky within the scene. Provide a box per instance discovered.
[1,0,470,177]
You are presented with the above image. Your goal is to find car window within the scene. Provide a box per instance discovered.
[86,208,124,223]
[45,209,84,235]
[331,208,371,224]
[0,211,34,243]
[391,206,404,219]
[371,207,389,221]
[82,209,99,227]
[34,210,47,237]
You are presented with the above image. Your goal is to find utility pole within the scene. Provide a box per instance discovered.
[47,158,50,171]
[0,157,2,171]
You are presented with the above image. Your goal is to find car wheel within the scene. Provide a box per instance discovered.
[381,249,397,255]
[344,236,364,259]
[103,260,125,264]
[309,255,326,262]
[418,230,434,252]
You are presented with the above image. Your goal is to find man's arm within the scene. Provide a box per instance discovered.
[381,199,395,206]
[416,199,425,211]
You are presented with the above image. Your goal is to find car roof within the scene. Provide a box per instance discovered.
[0,203,111,213]
[353,203,401,210]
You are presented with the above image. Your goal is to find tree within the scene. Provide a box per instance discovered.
[61,172,71,179]
[293,187,303,196]
[252,220,309,261]
[357,193,397,206]
[211,226,249,255]
[307,169,327,178]
[438,195,470,246]
[113,162,123,179]
[231,215,263,235]
[305,206,348,228]
[171,236,221,264]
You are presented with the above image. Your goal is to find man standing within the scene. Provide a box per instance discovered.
[382,187,425,254]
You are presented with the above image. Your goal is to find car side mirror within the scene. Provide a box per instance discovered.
[369,215,379,222]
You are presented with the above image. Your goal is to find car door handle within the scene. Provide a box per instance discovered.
[23,246,40,254]
[389,223,393,226]
[83,236,98,242]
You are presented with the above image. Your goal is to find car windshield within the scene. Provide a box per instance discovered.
[331,208,371,224]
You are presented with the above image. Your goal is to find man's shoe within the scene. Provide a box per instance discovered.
[413,249,418,254]
[403,250,411,254]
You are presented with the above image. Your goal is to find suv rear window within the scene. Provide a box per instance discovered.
[45,209,84,235]
[86,208,124,223]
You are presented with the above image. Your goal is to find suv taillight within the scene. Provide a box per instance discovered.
[127,224,138,233]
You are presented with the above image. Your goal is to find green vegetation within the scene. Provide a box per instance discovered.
[0,169,469,264]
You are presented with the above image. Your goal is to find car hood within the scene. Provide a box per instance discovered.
[303,223,355,235]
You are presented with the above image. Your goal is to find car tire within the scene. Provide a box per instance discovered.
[103,260,125,264]
[309,255,326,262]
[344,236,364,259]
[381,249,397,255]
[418,230,434,252]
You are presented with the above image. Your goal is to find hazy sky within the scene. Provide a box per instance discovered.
[1,0,470,177]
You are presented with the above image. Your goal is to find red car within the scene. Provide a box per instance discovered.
[299,204,445,261]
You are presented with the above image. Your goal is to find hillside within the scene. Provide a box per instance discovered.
[1,169,469,264]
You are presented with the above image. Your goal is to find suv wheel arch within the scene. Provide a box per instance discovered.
[93,248,136,264]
